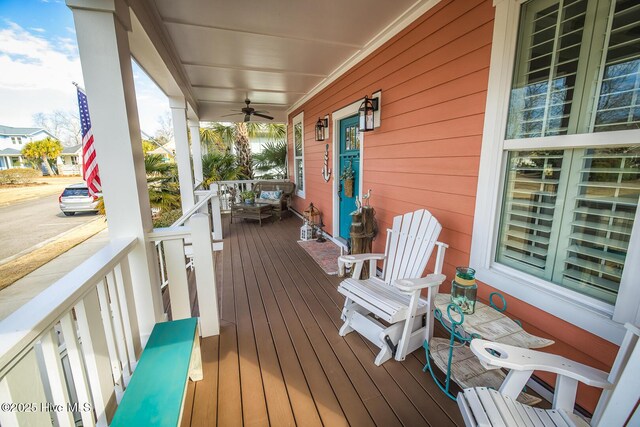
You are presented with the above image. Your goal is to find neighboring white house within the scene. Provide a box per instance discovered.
[56,144,83,176]
[0,125,56,170]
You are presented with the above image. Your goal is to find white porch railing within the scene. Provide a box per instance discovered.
[0,238,139,427]
[0,197,222,426]
[148,213,220,337]
[155,190,223,290]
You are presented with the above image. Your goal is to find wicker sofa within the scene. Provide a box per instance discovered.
[253,180,296,220]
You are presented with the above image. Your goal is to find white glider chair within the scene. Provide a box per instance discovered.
[457,323,640,427]
[337,209,448,366]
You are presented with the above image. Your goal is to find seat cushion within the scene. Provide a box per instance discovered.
[338,277,428,323]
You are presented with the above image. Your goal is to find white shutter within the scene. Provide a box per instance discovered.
[555,147,639,303]
[497,151,566,278]
[507,0,590,139]
[593,0,640,132]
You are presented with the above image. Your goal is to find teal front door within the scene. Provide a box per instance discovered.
[338,115,360,241]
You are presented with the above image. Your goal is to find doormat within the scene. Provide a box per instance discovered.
[298,239,341,275]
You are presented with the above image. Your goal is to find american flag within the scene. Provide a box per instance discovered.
[76,85,102,196]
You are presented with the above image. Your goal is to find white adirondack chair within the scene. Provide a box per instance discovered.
[457,323,640,427]
[337,209,448,366]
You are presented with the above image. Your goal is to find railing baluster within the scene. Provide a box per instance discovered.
[0,349,50,426]
[106,270,133,385]
[40,329,75,427]
[163,239,192,320]
[60,312,96,427]
[0,376,20,427]
[75,288,116,426]
[211,194,223,241]
[190,214,220,336]
[96,279,124,400]
[114,258,141,368]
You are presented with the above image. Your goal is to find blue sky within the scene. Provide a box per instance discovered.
[0,0,169,140]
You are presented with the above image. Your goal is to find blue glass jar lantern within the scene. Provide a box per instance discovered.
[451,267,477,314]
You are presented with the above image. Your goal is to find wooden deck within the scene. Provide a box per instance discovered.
[180,214,464,426]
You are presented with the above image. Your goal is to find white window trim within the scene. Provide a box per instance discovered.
[470,0,640,345]
[292,111,305,198]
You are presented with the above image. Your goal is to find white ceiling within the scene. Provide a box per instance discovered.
[143,0,423,122]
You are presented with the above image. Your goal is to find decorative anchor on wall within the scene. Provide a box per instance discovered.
[321,143,331,182]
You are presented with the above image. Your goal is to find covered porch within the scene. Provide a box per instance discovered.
[1,0,639,425]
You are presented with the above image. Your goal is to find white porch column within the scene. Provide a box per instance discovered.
[170,97,195,211]
[67,0,163,344]
[188,119,204,186]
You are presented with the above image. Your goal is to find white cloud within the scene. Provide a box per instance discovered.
[0,22,83,128]
[0,22,168,135]
[30,27,45,33]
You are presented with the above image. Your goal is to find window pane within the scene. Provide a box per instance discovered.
[497,150,565,277]
[295,158,304,192]
[506,0,588,139]
[593,0,640,132]
[294,122,303,156]
[557,146,639,303]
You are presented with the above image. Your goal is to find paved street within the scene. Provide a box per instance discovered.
[0,194,99,261]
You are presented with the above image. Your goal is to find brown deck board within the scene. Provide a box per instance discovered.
[264,222,430,426]
[182,214,464,426]
[243,224,324,427]
[268,220,464,426]
[257,223,374,426]
[229,220,270,426]
[236,223,296,426]
[190,336,219,427]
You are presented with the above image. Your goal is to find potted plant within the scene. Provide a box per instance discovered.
[340,161,355,198]
[240,190,255,204]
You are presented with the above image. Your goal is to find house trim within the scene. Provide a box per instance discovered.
[470,0,639,345]
[286,0,442,115]
[331,99,365,241]
[292,111,305,199]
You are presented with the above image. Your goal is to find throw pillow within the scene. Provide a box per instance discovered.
[260,190,282,200]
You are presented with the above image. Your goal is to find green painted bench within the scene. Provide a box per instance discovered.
[111,317,202,427]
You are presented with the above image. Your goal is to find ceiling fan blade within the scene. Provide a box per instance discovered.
[244,114,251,122]
[253,110,271,114]
[253,113,274,120]
[221,112,243,117]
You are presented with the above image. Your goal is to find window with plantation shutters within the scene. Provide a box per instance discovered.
[556,147,639,303]
[498,147,639,305]
[292,112,304,197]
[497,151,563,275]
[593,0,640,132]
[494,0,640,308]
[507,0,589,139]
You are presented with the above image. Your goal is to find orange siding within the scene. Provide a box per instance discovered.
[287,0,618,412]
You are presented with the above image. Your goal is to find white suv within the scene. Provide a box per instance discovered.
[58,183,100,216]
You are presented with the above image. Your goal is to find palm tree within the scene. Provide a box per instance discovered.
[253,140,287,179]
[201,152,244,188]
[234,122,252,178]
[145,154,181,212]
[21,137,63,175]
[199,122,287,179]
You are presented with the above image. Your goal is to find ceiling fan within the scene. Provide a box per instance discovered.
[222,98,274,122]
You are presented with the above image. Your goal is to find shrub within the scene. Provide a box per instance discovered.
[153,208,183,228]
[0,168,41,185]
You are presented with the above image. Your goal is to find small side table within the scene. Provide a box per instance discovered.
[231,202,273,226]
[424,293,554,404]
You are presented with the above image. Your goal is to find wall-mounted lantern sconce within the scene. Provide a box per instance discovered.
[315,115,329,141]
[358,91,381,132]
